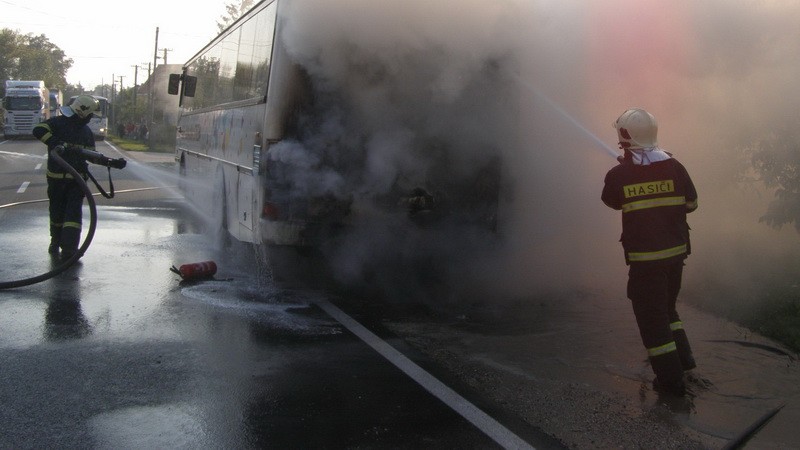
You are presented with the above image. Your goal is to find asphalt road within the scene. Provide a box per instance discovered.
[2,136,798,449]
[0,137,558,449]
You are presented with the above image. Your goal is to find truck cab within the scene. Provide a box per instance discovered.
[2,80,50,138]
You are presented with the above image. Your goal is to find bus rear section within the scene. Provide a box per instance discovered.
[3,80,50,138]
[169,0,506,292]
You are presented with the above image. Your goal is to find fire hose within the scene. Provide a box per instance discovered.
[0,147,125,289]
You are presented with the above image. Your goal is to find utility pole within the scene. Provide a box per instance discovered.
[111,74,116,128]
[142,62,153,131]
[131,65,139,117]
[159,48,173,65]
[153,27,159,69]
[150,27,160,140]
[116,75,125,129]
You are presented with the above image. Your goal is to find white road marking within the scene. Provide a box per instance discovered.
[17,181,30,194]
[0,187,176,210]
[35,163,42,170]
[315,299,535,450]
[0,150,46,159]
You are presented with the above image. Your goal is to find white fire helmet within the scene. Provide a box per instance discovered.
[61,95,100,119]
[613,108,658,149]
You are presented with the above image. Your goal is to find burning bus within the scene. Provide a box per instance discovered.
[168,0,518,290]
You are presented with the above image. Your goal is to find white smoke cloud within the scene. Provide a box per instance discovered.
[269,0,800,305]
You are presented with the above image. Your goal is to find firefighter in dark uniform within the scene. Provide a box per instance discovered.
[32,95,117,259]
[602,108,698,396]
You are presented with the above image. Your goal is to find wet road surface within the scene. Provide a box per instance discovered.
[0,139,557,449]
[2,138,799,449]
[385,295,800,449]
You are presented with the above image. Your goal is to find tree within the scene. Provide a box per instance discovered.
[0,29,21,88]
[112,87,148,128]
[750,132,800,232]
[0,28,72,96]
[216,0,256,32]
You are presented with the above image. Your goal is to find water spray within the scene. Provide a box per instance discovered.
[511,73,620,160]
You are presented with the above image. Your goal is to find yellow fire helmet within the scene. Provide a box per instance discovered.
[62,95,100,119]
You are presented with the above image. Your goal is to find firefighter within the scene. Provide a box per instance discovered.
[601,108,698,396]
[33,95,109,259]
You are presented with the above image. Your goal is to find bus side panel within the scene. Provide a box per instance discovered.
[238,174,254,233]
[177,103,265,244]
[177,111,218,223]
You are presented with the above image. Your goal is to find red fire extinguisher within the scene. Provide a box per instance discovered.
[170,261,217,281]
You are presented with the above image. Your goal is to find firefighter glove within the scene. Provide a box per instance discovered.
[108,158,127,170]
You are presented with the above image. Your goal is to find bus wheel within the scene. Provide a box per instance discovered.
[211,166,230,250]
[178,154,186,193]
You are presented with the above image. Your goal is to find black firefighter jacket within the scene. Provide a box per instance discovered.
[32,115,96,178]
[602,156,698,265]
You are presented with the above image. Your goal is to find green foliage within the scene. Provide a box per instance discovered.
[112,87,148,127]
[107,136,149,152]
[690,281,800,354]
[0,28,72,96]
[217,0,256,32]
[749,131,800,232]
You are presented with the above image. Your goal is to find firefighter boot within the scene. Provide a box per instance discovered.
[60,227,81,260]
[672,329,696,371]
[49,226,62,255]
[650,351,686,396]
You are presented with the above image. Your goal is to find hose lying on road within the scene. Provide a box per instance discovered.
[0,150,97,289]
[721,403,785,450]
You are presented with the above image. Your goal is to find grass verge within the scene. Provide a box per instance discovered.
[743,288,800,352]
[692,282,800,353]
[106,136,173,153]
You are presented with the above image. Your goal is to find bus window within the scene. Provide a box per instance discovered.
[234,14,257,100]
[184,76,197,97]
[251,3,276,97]
[188,46,221,110]
[216,29,239,104]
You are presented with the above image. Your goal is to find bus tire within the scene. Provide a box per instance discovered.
[212,166,231,250]
[178,154,187,193]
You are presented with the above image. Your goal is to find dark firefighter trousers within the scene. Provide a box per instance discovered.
[627,261,695,386]
[47,178,85,254]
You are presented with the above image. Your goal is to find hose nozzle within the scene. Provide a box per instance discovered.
[78,147,126,169]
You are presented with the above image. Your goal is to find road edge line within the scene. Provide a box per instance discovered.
[315,298,535,450]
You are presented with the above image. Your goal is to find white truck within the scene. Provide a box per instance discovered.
[2,80,50,138]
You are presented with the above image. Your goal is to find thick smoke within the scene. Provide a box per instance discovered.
[271,0,527,302]
[271,0,800,307]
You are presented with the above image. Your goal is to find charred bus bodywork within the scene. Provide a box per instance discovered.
[169,0,509,287]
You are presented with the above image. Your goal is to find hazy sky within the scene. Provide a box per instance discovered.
[0,0,227,88]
